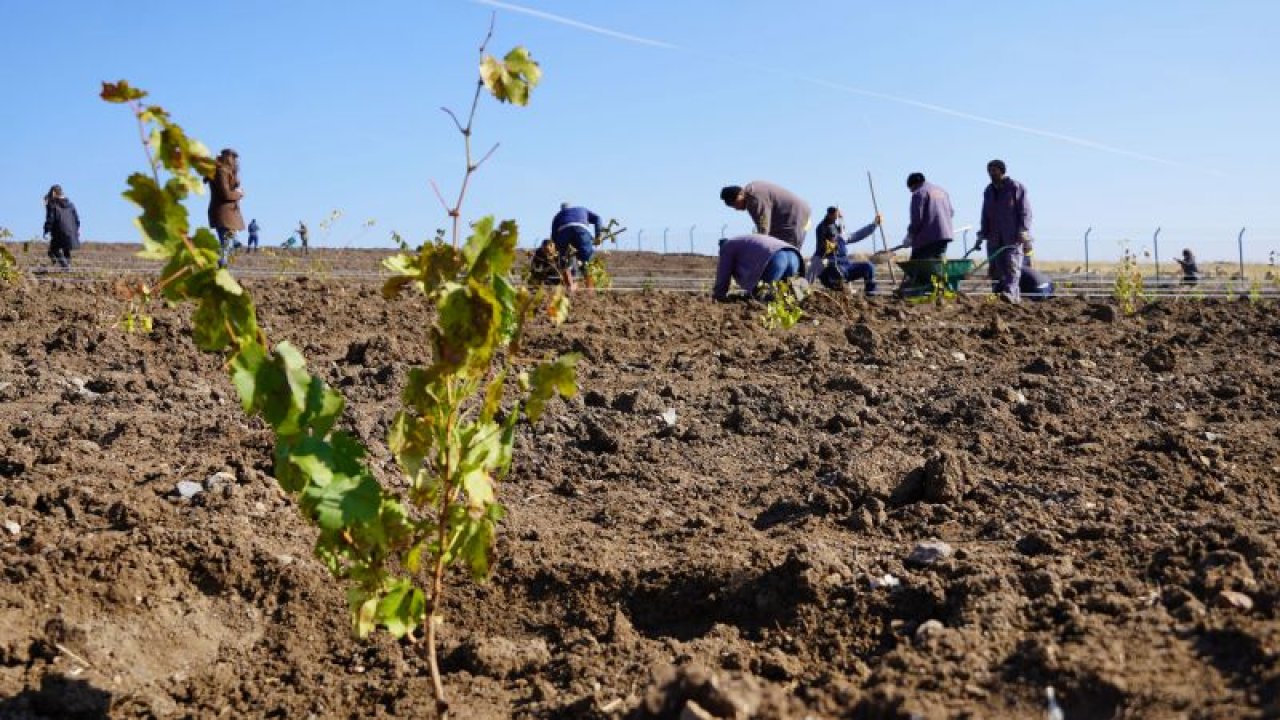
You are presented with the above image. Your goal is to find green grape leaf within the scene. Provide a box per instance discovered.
[547,289,570,325]
[452,503,504,579]
[479,371,506,424]
[382,243,464,299]
[229,342,270,413]
[100,80,147,103]
[432,280,501,373]
[525,353,580,423]
[494,406,518,479]
[374,579,426,639]
[480,46,541,106]
[348,587,379,639]
[191,294,232,351]
[297,459,382,531]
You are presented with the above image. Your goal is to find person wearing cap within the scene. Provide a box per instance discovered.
[712,234,806,302]
[206,148,245,268]
[720,181,811,250]
[550,202,602,291]
[974,159,1032,302]
[810,205,881,294]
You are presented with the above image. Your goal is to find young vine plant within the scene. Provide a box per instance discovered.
[102,22,576,715]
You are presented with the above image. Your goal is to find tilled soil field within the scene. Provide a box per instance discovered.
[1,249,1279,719]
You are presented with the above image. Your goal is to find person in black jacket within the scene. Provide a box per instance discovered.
[43,185,81,269]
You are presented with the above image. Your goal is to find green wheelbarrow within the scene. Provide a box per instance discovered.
[892,245,1013,297]
[895,257,976,296]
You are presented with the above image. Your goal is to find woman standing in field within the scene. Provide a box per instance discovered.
[207,148,245,268]
[42,184,80,270]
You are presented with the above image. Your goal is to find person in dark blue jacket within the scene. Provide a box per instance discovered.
[1174,249,1200,286]
[550,202,602,290]
[247,219,260,252]
[810,206,880,294]
[42,185,80,269]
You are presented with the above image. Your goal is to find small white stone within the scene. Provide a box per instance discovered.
[951,351,967,362]
[907,540,955,567]
[659,408,678,427]
[3,520,20,536]
[914,619,946,643]
[870,573,901,589]
[175,481,203,499]
[204,471,236,490]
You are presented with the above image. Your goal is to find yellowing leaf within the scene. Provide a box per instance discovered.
[480,46,541,106]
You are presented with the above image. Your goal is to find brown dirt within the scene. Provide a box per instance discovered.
[2,245,1279,719]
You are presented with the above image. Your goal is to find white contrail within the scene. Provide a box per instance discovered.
[471,0,1208,171]
[796,74,1192,169]
[471,0,677,49]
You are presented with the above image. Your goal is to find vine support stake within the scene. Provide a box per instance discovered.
[866,172,896,283]
[1084,227,1092,275]
[1238,227,1247,281]
[1153,227,1162,285]
[663,227,669,255]
[689,225,696,254]
[720,223,728,240]
[637,229,644,253]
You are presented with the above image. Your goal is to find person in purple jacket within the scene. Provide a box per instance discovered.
[904,173,954,260]
[720,181,811,250]
[974,159,1032,302]
[712,234,806,302]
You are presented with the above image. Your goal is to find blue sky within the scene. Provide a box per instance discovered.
[2,1,1277,262]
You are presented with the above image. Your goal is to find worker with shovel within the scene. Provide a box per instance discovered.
[974,159,1033,303]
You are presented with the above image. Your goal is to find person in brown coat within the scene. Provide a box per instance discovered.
[207,148,245,267]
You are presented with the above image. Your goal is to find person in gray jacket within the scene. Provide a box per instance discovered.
[720,181,811,250]
[42,184,80,270]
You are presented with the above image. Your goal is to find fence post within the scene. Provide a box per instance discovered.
[1238,227,1247,280]
[1153,227,1162,285]
[663,227,669,255]
[1084,227,1092,275]
[637,229,644,253]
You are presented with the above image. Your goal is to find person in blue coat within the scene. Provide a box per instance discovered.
[247,219,260,252]
[810,206,880,294]
[42,185,80,270]
[550,202,602,290]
